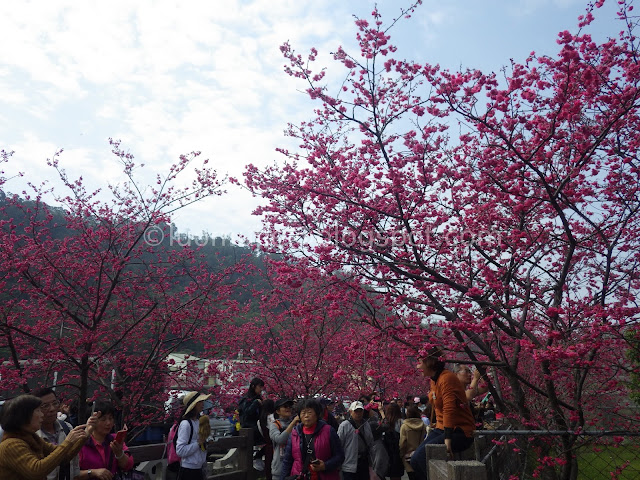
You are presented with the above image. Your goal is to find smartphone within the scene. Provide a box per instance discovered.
[115,428,127,443]
[310,459,321,465]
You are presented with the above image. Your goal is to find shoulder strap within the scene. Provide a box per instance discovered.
[58,420,71,436]
[172,423,179,449]
[274,420,283,432]
[349,419,371,451]
[173,420,195,449]
[301,428,319,471]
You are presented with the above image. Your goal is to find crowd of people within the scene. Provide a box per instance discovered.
[235,346,494,480]
[0,346,494,480]
[0,389,136,480]
[0,386,217,480]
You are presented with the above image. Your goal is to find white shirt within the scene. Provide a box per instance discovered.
[176,418,206,469]
[36,420,79,480]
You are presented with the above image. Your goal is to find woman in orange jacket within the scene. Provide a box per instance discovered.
[409,347,475,480]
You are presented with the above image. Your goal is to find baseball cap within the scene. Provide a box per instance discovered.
[275,398,294,409]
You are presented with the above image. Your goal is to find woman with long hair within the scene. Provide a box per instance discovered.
[175,391,212,480]
[381,403,404,480]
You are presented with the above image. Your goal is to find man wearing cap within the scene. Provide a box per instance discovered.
[337,401,374,480]
[176,391,211,480]
[269,398,300,480]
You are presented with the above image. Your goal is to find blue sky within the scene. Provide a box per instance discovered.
[0,0,624,241]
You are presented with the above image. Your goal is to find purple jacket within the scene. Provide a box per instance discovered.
[281,420,344,480]
[78,434,134,474]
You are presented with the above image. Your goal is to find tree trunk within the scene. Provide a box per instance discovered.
[78,356,90,424]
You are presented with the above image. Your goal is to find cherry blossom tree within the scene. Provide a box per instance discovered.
[245,1,640,477]
[0,140,245,424]
[215,257,424,401]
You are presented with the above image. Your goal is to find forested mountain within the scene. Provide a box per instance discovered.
[0,189,270,300]
[0,190,273,362]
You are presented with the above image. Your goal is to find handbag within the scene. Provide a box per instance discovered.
[284,472,310,480]
[110,435,146,480]
[368,465,382,480]
[114,471,145,480]
[284,470,311,480]
[109,446,146,480]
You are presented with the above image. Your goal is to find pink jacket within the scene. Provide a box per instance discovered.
[285,422,343,480]
[78,434,134,474]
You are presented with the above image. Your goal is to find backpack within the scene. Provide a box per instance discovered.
[381,427,401,476]
[167,420,194,471]
[238,396,264,444]
[58,420,71,436]
[237,397,251,427]
[273,419,283,432]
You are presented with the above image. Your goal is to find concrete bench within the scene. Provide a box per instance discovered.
[429,460,486,480]
[425,444,485,480]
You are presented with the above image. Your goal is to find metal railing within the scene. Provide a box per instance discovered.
[474,428,640,480]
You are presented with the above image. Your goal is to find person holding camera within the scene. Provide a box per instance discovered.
[280,399,343,480]
[453,365,489,403]
[76,400,135,480]
[0,395,99,480]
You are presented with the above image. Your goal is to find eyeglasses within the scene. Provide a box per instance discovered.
[40,400,61,410]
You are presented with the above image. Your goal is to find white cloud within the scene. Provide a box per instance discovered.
[509,0,584,17]
[0,0,625,238]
